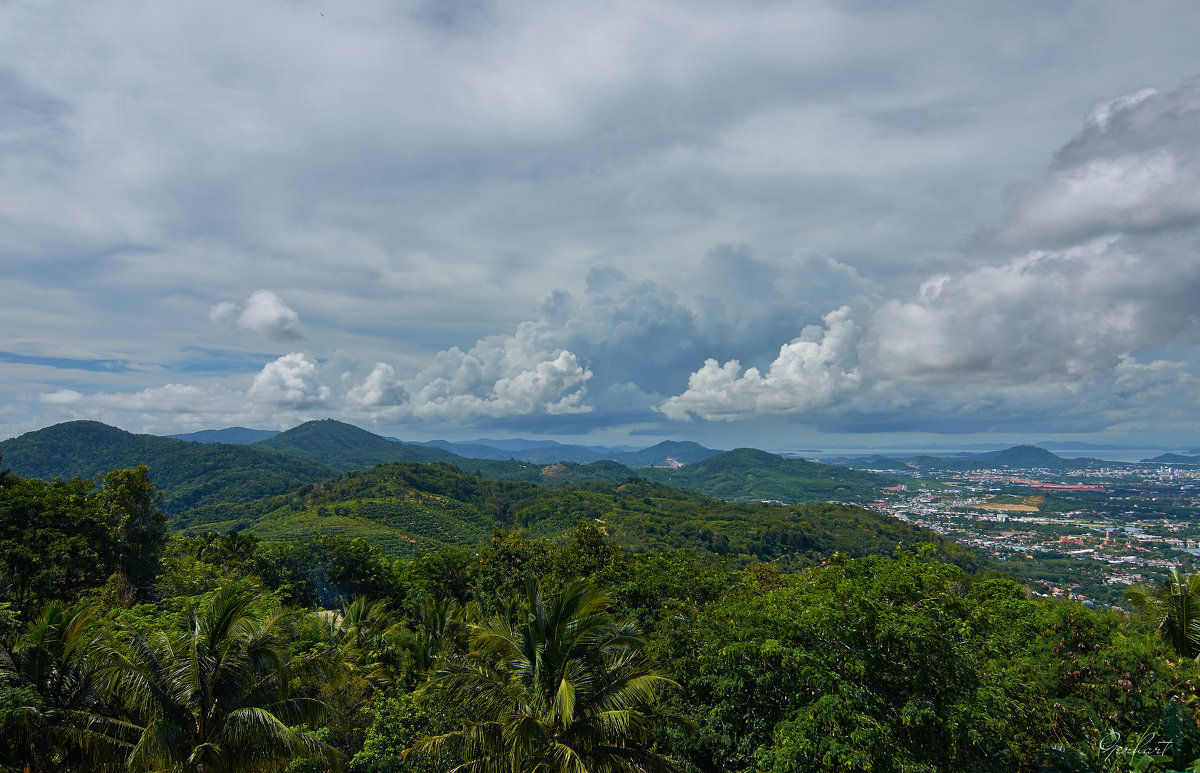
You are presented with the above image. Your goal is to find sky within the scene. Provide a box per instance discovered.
[4,1,1200,452]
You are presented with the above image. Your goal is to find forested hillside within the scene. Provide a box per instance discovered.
[642,447,891,503]
[0,421,339,511]
[252,418,464,469]
[3,462,1200,772]
[177,461,985,572]
[2,420,896,512]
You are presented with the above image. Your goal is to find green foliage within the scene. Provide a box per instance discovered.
[652,551,1200,773]
[250,533,405,608]
[0,601,120,771]
[408,575,682,772]
[9,455,1200,772]
[0,475,118,616]
[102,581,341,772]
[1126,569,1200,659]
[351,691,447,773]
[97,465,168,592]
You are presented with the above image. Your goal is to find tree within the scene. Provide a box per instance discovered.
[331,596,406,690]
[1126,568,1200,659]
[406,575,680,772]
[0,601,123,771]
[102,582,340,772]
[97,465,167,592]
[0,476,116,616]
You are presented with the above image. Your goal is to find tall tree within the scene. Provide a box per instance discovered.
[407,575,680,772]
[0,476,115,616]
[96,465,167,592]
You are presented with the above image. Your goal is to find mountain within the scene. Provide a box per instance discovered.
[252,419,463,470]
[470,438,584,452]
[1038,440,1171,451]
[614,440,721,468]
[819,455,916,471]
[941,445,1100,470]
[176,461,987,573]
[487,444,609,464]
[420,440,517,461]
[0,420,339,512]
[169,427,279,444]
[419,438,720,466]
[639,447,894,504]
[1141,453,1200,464]
[977,445,1073,467]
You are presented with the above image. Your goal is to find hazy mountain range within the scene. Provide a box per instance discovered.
[171,423,717,467]
[3,419,1187,519]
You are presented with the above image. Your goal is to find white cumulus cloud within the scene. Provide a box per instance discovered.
[249,352,330,408]
[658,306,860,421]
[38,389,83,405]
[345,363,408,408]
[210,290,305,341]
[406,332,592,421]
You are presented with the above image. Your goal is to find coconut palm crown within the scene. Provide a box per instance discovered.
[101,582,340,772]
[1126,567,1200,660]
[406,574,680,773]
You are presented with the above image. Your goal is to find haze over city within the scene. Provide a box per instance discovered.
[4,1,1200,452]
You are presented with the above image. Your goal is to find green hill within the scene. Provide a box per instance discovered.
[176,461,983,571]
[252,419,463,470]
[1142,452,1200,465]
[615,440,720,467]
[905,445,1096,471]
[444,448,883,506]
[976,445,1077,468]
[0,420,339,512]
[639,447,894,504]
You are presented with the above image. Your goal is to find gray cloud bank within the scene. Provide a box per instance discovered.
[22,78,1200,439]
[5,2,1200,443]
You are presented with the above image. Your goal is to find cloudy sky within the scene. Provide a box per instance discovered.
[4,0,1200,451]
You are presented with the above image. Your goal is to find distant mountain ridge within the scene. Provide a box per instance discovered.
[3,419,893,511]
[252,419,463,470]
[831,444,1110,472]
[417,438,720,467]
[170,427,279,444]
[1141,452,1200,464]
[0,420,338,512]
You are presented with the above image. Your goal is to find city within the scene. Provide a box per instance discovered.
[854,459,1200,606]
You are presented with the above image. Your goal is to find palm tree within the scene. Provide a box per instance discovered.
[402,595,469,676]
[326,595,405,690]
[1126,567,1200,659]
[0,601,125,771]
[405,575,680,773]
[101,582,341,772]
